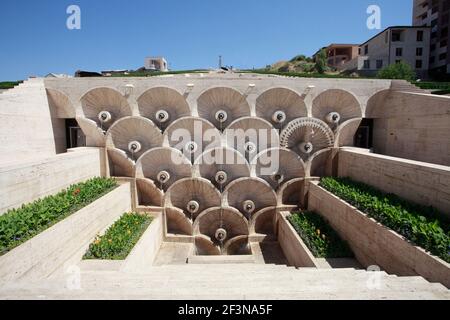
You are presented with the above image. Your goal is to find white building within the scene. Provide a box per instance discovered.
[342,26,431,78]
[144,57,168,72]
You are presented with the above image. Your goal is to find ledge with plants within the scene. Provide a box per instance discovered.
[288,211,353,258]
[0,177,118,256]
[319,177,450,263]
[0,81,22,89]
[84,212,153,260]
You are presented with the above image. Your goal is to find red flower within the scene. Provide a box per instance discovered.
[73,188,81,196]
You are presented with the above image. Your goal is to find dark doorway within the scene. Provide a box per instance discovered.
[354,119,373,149]
[65,119,86,149]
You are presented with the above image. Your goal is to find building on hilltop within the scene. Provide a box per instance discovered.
[144,56,168,72]
[313,44,360,70]
[339,26,431,78]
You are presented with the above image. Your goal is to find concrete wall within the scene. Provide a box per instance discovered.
[368,91,450,166]
[0,147,106,215]
[338,148,450,218]
[276,211,318,268]
[308,182,450,288]
[0,79,66,164]
[0,183,131,282]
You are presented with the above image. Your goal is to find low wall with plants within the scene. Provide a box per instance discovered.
[308,179,450,288]
[84,212,153,260]
[288,212,353,259]
[0,182,131,282]
[0,148,105,214]
[123,213,163,271]
[277,211,318,268]
[338,148,450,218]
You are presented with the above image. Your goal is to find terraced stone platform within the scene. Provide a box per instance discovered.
[0,264,448,300]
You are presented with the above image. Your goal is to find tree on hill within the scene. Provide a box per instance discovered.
[314,49,328,74]
[377,61,416,81]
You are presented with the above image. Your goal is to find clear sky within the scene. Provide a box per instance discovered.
[0,0,413,81]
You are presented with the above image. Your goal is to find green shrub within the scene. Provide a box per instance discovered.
[377,61,416,81]
[0,81,22,89]
[0,177,118,256]
[319,177,450,263]
[83,212,152,260]
[288,212,354,258]
[412,81,450,90]
[314,49,328,74]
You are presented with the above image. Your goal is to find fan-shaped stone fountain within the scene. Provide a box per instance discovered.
[280,117,334,161]
[135,178,164,207]
[250,207,277,236]
[224,177,277,217]
[107,148,135,177]
[163,117,221,161]
[225,117,279,162]
[137,87,191,128]
[105,116,163,160]
[195,147,250,189]
[135,147,192,191]
[165,207,193,236]
[164,177,221,219]
[276,178,304,207]
[194,235,221,255]
[197,87,251,130]
[253,147,305,189]
[223,236,251,255]
[80,87,132,130]
[46,89,76,118]
[76,117,106,147]
[312,89,362,129]
[256,87,307,127]
[194,207,249,240]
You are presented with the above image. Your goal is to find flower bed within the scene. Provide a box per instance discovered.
[319,177,450,263]
[83,212,153,260]
[0,177,117,256]
[288,211,353,258]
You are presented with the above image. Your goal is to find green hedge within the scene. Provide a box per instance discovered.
[83,212,152,260]
[319,177,450,263]
[412,81,450,90]
[0,81,22,89]
[0,177,118,256]
[288,212,354,258]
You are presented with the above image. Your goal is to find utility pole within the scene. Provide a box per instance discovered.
[219,55,222,69]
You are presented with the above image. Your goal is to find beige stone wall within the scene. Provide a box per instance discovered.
[276,211,318,268]
[0,148,105,215]
[0,79,66,164]
[368,91,450,166]
[337,148,450,219]
[0,183,131,282]
[308,182,450,288]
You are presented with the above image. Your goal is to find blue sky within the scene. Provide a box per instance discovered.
[0,0,413,81]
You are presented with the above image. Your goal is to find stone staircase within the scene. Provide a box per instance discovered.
[390,80,430,94]
[0,264,448,300]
